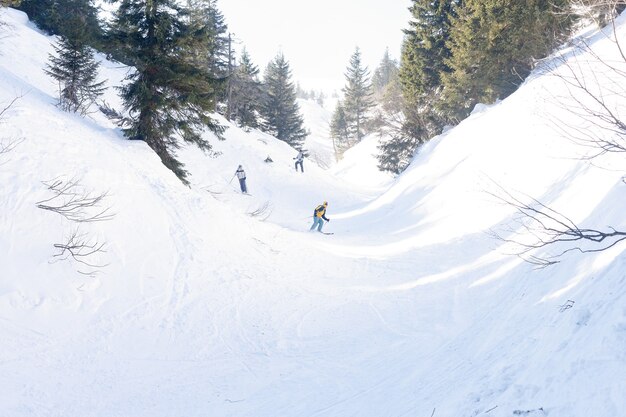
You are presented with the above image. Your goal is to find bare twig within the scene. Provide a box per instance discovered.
[51,227,108,276]
[545,12,626,159]
[201,184,225,196]
[0,137,23,160]
[51,228,107,267]
[0,95,21,118]
[559,300,576,312]
[491,11,626,266]
[513,407,546,415]
[487,184,626,267]
[568,0,626,27]
[36,177,114,275]
[247,201,273,221]
[36,176,114,223]
[0,95,25,163]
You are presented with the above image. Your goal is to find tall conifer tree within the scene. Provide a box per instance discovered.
[45,14,106,114]
[185,0,230,114]
[260,53,308,149]
[195,0,229,78]
[400,0,458,112]
[18,0,101,45]
[230,48,263,129]
[441,0,572,121]
[330,101,349,158]
[372,48,399,97]
[369,49,401,136]
[378,0,459,174]
[342,47,374,144]
[107,0,223,184]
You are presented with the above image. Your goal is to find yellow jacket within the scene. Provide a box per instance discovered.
[314,204,328,220]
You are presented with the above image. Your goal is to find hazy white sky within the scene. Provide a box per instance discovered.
[220,0,412,95]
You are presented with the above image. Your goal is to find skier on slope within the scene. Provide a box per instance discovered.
[293,150,304,173]
[310,201,330,232]
[234,165,247,193]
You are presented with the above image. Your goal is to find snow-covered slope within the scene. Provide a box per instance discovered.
[330,132,393,189]
[297,97,393,188]
[1,7,625,417]
[297,98,335,169]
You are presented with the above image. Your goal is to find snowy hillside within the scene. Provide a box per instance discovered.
[297,98,335,169]
[296,97,392,188]
[1,7,625,417]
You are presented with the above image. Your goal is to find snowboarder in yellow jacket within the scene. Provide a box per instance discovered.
[310,201,329,232]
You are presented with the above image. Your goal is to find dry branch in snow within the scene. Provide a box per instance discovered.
[489,186,626,267]
[36,177,114,223]
[51,227,108,274]
[36,176,114,275]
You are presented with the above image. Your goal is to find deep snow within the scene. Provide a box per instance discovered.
[0,7,625,417]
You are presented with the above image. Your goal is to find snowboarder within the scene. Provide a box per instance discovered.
[294,150,304,173]
[234,165,247,193]
[310,201,330,232]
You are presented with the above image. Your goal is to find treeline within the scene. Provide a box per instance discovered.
[6,0,625,179]
[332,0,625,174]
[11,0,307,183]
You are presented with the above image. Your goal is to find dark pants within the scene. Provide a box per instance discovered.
[295,160,303,172]
[238,178,247,193]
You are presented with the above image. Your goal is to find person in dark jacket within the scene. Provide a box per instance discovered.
[310,201,329,232]
[294,151,304,173]
[235,165,247,193]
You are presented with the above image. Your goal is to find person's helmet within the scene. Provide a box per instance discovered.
[323,201,328,206]
[238,165,242,168]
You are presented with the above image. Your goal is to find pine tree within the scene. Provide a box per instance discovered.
[369,49,401,136]
[107,0,223,184]
[230,48,263,129]
[376,80,417,174]
[330,101,349,158]
[378,134,415,174]
[441,0,573,121]
[403,2,458,130]
[342,47,374,144]
[200,0,229,78]
[17,0,53,32]
[185,0,230,113]
[377,105,426,174]
[401,0,458,109]
[260,52,308,149]
[45,16,106,114]
[372,48,399,97]
[377,0,459,174]
[18,0,102,45]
